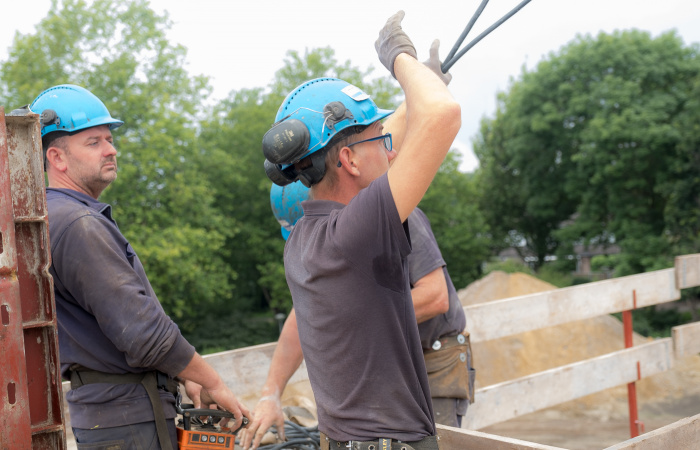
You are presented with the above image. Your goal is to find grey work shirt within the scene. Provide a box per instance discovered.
[284,174,435,442]
[47,188,195,429]
[408,208,466,350]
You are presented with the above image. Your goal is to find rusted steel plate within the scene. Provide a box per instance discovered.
[1,109,65,448]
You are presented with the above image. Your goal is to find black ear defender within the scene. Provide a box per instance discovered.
[262,119,310,165]
[263,101,351,186]
[297,151,328,188]
[264,159,297,187]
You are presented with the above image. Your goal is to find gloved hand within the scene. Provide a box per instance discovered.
[375,10,417,78]
[423,39,452,86]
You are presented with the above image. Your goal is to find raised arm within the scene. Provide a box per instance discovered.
[375,12,461,222]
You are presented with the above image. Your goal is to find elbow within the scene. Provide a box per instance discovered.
[441,100,461,137]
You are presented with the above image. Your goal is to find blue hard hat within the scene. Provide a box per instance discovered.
[275,78,392,167]
[270,182,310,240]
[29,84,123,137]
[262,78,393,187]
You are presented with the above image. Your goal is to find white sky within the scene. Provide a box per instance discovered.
[3,0,700,172]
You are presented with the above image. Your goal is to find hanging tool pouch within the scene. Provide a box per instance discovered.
[423,332,475,404]
[69,366,179,449]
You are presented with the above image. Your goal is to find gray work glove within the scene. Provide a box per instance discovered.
[375,10,417,78]
[423,39,452,86]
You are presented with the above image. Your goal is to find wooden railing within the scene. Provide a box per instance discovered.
[461,255,700,432]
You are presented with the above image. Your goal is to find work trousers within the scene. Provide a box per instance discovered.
[73,419,178,450]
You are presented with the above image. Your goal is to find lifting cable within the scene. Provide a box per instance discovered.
[253,421,321,450]
[441,0,534,73]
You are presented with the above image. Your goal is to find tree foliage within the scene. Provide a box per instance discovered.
[419,151,491,289]
[475,29,700,275]
[0,0,233,330]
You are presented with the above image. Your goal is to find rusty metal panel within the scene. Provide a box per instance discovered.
[0,107,66,448]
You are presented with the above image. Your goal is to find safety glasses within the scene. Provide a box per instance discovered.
[347,133,393,152]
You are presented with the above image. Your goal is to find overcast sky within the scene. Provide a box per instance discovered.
[4,0,700,171]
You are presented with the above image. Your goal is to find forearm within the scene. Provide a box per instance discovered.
[388,54,461,221]
[177,352,225,391]
[412,267,450,323]
[383,101,407,150]
[261,309,303,398]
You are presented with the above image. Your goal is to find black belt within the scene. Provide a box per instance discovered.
[70,367,178,450]
[321,433,439,450]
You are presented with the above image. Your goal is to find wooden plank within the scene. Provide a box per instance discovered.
[201,342,309,398]
[437,424,568,450]
[462,339,673,430]
[603,413,700,450]
[672,321,700,359]
[674,254,700,289]
[465,269,679,343]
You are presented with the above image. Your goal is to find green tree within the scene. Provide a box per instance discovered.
[475,29,700,275]
[419,151,491,290]
[0,0,234,329]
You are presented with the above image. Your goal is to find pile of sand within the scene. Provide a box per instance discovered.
[458,271,700,421]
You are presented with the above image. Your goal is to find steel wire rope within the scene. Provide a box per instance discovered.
[441,0,534,73]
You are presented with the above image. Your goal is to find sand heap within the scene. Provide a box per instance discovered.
[458,271,700,421]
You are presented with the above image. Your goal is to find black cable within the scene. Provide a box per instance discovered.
[441,0,533,73]
[251,421,321,450]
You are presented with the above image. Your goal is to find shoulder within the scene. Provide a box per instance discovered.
[47,191,113,248]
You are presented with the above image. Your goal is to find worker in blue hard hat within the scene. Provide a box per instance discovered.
[257,10,461,450]
[30,84,250,449]
[241,174,475,448]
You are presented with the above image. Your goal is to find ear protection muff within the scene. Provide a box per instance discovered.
[262,119,310,165]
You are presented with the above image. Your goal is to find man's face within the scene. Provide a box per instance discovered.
[349,121,396,187]
[63,125,118,196]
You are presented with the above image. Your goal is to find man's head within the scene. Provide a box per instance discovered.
[262,78,393,189]
[30,84,123,198]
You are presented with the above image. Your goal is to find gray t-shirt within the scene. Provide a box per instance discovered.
[408,208,467,350]
[285,174,435,442]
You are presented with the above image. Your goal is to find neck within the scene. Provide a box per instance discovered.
[47,172,104,199]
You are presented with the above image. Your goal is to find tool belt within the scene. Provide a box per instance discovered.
[423,331,475,404]
[69,366,179,450]
[320,433,439,450]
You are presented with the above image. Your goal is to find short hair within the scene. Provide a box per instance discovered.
[321,124,369,188]
[42,131,71,171]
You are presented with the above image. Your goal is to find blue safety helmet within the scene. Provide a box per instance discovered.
[270,182,310,240]
[262,78,393,187]
[30,84,123,137]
